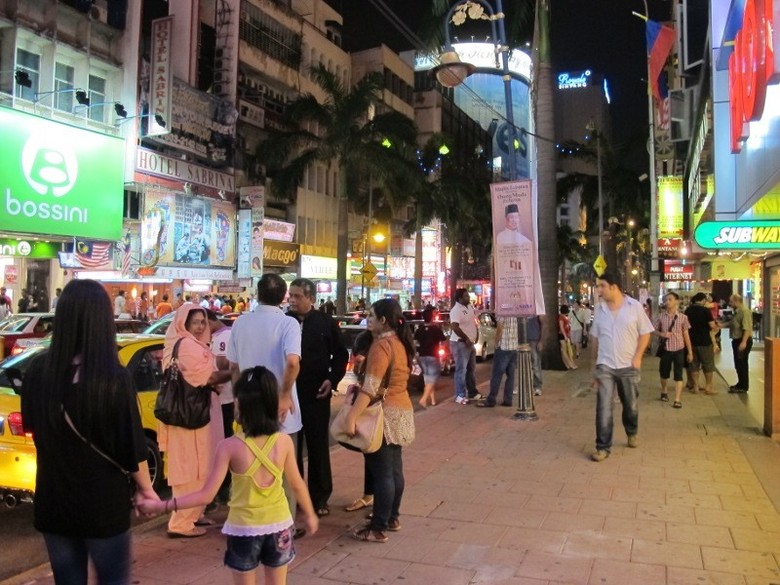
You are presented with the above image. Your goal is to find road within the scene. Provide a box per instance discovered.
[0,359,494,582]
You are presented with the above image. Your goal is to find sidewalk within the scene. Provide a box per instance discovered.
[11,353,780,585]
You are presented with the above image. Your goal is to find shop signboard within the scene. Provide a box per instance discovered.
[657,237,682,256]
[149,17,173,136]
[695,220,780,249]
[301,255,337,280]
[0,107,124,240]
[0,238,59,258]
[263,219,296,242]
[237,209,251,278]
[141,187,236,268]
[657,176,684,238]
[263,241,299,268]
[663,264,694,281]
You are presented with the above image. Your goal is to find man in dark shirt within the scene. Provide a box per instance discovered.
[684,292,719,395]
[287,278,348,516]
[414,308,446,407]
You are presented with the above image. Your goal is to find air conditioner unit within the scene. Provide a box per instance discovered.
[89,3,109,25]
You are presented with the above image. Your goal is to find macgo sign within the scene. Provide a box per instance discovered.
[728,0,780,153]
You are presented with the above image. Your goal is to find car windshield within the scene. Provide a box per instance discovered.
[0,315,33,333]
[0,347,47,392]
[144,318,173,335]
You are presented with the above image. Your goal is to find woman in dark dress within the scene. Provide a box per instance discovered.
[22,279,159,584]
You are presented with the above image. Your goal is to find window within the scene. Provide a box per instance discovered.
[54,62,75,112]
[88,75,107,122]
[15,49,39,101]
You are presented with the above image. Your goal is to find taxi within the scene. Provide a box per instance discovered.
[0,334,165,506]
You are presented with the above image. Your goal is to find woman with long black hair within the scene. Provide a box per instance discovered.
[345,298,415,543]
[21,279,158,584]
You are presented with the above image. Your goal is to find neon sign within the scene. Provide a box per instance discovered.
[695,220,780,249]
[728,0,780,153]
[557,70,591,90]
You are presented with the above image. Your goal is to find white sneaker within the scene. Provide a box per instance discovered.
[534,388,542,396]
[455,396,469,405]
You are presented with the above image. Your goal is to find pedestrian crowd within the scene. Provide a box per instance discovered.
[16,272,759,585]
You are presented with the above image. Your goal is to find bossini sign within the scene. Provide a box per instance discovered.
[0,107,124,240]
[695,221,780,249]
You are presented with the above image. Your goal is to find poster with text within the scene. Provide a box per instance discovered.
[491,180,544,317]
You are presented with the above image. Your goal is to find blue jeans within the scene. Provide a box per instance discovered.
[487,348,517,405]
[594,365,640,452]
[43,530,131,585]
[451,341,476,399]
[529,341,543,391]
[364,441,403,531]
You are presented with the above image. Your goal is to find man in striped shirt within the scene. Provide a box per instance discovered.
[653,292,693,408]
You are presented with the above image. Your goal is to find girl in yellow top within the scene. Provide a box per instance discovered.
[141,367,318,585]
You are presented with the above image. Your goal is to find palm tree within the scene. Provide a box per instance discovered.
[257,65,418,313]
[557,224,590,303]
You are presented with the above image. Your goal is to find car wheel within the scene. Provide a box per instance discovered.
[145,436,163,491]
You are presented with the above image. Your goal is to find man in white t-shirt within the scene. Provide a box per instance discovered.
[227,274,304,536]
[449,288,480,404]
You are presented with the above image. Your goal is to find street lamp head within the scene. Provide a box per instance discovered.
[432,48,475,88]
[372,232,386,244]
[627,219,636,228]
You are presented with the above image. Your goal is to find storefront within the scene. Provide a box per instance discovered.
[0,107,125,308]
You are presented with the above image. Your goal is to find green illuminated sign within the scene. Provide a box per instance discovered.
[0,107,124,240]
[694,221,780,249]
[0,238,59,258]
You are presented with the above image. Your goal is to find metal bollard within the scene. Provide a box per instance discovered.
[512,344,538,421]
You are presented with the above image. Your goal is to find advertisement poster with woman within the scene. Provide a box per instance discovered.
[142,188,235,267]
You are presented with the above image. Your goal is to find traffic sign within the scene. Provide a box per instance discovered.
[593,255,607,276]
[360,261,378,281]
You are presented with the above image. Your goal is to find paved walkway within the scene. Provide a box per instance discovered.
[9,349,780,585]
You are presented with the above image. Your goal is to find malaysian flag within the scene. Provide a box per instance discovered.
[120,231,132,276]
[75,240,113,269]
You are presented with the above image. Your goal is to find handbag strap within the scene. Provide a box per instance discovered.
[667,314,678,332]
[62,407,131,479]
[356,344,394,405]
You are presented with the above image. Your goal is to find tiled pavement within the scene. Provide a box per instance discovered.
[8,347,780,585]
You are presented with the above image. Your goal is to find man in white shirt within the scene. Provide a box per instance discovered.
[496,204,531,246]
[227,274,304,536]
[449,288,480,405]
[589,272,653,462]
[114,290,128,318]
[206,310,233,502]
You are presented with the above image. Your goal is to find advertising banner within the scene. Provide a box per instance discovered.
[710,258,753,280]
[0,107,124,240]
[657,176,684,238]
[491,180,544,317]
[0,239,59,258]
[141,187,236,268]
[241,186,265,277]
[237,209,251,278]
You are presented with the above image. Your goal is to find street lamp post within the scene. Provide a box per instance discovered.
[434,0,537,421]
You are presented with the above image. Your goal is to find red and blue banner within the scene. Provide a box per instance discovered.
[646,20,675,103]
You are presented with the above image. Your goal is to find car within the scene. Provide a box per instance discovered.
[474,311,498,361]
[0,313,55,359]
[0,334,167,506]
[334,324,424,395]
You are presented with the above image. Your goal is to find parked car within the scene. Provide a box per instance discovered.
[0,313,55,359]
[474,311,498,361]
[0,334,167,507]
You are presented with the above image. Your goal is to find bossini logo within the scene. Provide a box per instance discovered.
[6,134,88,223]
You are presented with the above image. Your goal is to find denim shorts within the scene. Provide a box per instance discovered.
[419,355,441,385]
[224,528,296,571]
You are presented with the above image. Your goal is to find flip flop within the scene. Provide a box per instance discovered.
[345,496,373,512]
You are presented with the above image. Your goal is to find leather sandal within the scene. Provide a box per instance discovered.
[345,496,373,512]
[351,527,388,543]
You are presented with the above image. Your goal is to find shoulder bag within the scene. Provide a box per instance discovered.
[655,314,678,357]
[154,338,212,429]
[330,350,393,454]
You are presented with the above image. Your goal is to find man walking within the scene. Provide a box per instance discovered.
[286,278,348,517]
[653,292,693,408]
[684,292,719,395]
[723,293,753,393]
[114,290,128,318]
[227,274,304,536]
[589,272,653,462]
[477,316,518,408]
[449,288,479,405]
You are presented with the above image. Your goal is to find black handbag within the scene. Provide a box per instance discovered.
[154,338,212,429]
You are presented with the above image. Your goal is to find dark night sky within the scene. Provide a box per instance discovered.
[327,0,676,150]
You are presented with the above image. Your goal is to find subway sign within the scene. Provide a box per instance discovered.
[0,107,124,240]
[695,220,780,249]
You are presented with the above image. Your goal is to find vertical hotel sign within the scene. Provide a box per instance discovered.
[491,180,545,317]
[149,16,173,136]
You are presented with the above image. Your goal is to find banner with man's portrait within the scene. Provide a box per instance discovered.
[491,180,544,317]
